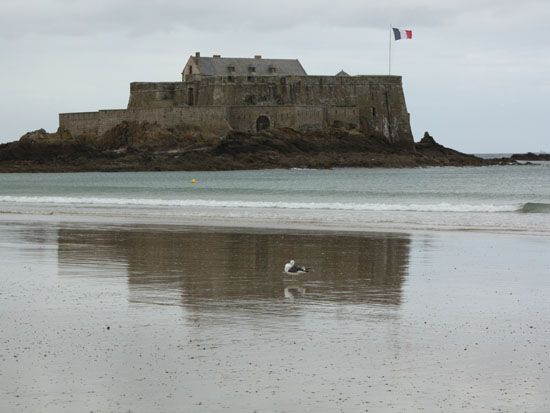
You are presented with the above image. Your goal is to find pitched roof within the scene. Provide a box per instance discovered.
[336,70,350,76]
[194,56,307,76]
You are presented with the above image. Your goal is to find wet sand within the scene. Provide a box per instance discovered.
[0,220,549,412]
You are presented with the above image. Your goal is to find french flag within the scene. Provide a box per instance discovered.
[392,28,413,40]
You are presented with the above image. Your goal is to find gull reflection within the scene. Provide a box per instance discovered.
[284,284,306,300]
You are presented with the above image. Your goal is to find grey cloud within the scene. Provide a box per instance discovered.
[3,0,547,39]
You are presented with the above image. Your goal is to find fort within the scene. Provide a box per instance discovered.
[59,52,414,146]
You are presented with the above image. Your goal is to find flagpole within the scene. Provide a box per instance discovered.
[389,25,392,75]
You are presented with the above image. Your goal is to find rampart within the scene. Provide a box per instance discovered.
[60,73,413,145]
[61,107,230,136]
[60,105,360,136]
[58,111,100,136]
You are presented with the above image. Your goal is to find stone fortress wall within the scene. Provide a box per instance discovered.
[60,107,230,136]
[60,104,360,137]
[60,70,413,145]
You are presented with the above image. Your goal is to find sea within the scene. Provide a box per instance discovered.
[0,163,549,233]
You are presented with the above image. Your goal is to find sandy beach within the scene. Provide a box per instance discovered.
[1,218,549,412]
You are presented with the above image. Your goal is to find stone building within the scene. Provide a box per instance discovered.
[59,53,414,145]
[182,52,307,81]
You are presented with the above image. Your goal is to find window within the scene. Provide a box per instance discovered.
[248,66,256,73]
[228,76,234,83]
[269,66,276,74]
[372,107,376,117]
[228,66,235,72]
[189,66,193,74]
[247,76,255,82]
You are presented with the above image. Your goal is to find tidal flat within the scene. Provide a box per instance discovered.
[1,220,549,412]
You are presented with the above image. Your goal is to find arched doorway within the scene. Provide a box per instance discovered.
[256,115,270,131]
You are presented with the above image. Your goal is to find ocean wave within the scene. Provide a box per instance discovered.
[0,195,525,213]
[521,202,550,213]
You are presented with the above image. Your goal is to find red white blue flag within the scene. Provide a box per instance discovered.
[392,28,413,40]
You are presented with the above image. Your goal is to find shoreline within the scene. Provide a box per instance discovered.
[1,209,548,237]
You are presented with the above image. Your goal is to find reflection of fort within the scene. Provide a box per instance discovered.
[57,227,410,307]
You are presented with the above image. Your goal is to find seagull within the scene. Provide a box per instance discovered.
[284,259,311,274]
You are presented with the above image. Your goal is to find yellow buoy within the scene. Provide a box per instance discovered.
[191,178,197,184]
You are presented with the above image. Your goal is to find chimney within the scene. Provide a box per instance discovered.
[254,55,262,59]
[195,52,200,58]
[213,54,221,58]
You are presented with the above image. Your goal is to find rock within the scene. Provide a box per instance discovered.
[19,129,50,142]
[511,152,550,161]
[0,122,512,172]
[418,131,437,146]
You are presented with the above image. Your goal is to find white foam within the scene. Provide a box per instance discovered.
[0,195,521,213]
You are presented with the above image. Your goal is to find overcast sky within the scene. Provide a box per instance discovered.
[1,0,549,153]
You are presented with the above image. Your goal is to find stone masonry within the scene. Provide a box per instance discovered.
[59,53,413,145]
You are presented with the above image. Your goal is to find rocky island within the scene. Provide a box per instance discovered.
[0,53,526,172]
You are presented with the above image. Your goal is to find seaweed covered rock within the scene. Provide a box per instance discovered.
[0,123,510,172]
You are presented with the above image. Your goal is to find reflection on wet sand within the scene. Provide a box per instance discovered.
[58,227,410,308]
